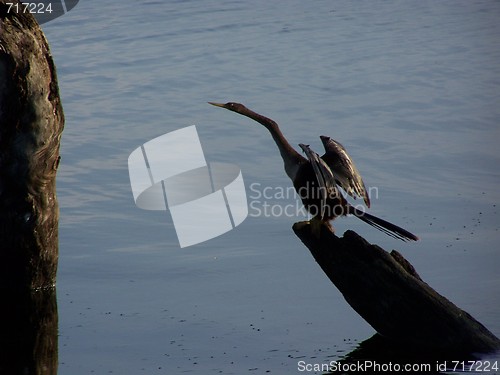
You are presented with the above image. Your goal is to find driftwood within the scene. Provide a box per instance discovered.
[0,0,64,290]
[293,222,500,357]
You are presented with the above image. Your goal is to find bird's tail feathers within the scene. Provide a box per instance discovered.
[348,206,419,242]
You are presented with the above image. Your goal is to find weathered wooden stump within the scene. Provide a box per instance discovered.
[293,222,500,356]
[1,2,62,371]
[0,0,64,290]
[0,288,58,375]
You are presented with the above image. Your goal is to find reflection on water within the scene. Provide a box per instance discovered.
[0,289,58,375]
[337,334,498,375]
[290,333,500,375]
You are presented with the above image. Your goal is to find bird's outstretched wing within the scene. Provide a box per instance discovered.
[299,143,341,219]
[320,136,370,208]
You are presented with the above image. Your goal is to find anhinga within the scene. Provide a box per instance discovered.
[209,102,418,241]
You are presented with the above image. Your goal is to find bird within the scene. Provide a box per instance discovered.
[209,101,418,241]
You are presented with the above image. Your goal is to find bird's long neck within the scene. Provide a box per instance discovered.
[241,109,305,180]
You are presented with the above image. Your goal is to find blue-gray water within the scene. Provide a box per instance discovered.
[40,1,500,373]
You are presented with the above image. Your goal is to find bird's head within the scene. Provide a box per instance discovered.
[208,101,275,129]
[208,102,248,114]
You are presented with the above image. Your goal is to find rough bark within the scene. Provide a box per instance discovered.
[293,222,500,356]
[0,0,64,290]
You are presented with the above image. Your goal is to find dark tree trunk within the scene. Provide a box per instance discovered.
[1,3,63,372]
[293,222,500,356]
[0,289,58,374]
[0,0,64,290]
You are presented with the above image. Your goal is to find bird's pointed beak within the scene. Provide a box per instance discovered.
[208,102,225,108]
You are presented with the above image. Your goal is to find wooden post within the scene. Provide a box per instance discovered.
[293,222,500,356]
[0,289,58,374]
[0,0,64,290]
[1,3,62,371]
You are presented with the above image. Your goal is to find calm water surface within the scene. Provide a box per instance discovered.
[39,1,500,373]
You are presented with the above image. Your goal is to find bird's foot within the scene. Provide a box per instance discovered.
[310,217,334,238]
[294,219,334,238]
[294,221,311,231]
